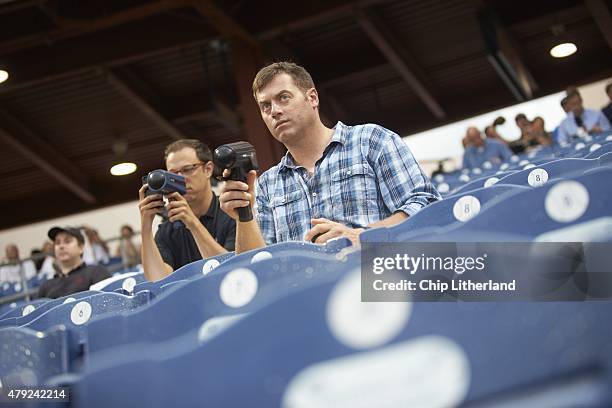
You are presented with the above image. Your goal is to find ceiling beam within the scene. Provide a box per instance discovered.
[0,173,145,230]
[585,0,612,51]
[0,0,45,15]
[0,0,193,55]
[96,78,242,139]
[0,19,216,95]
[0,0,385,96]
[172,110,217,126]
[104,67,187,141]
[353,8,446,119]
[476,6,538,101]
[0,109,96,203]
[190,0,259,48]
[257,0,390,41]
[320,63,390,89]
[210,99,242,135]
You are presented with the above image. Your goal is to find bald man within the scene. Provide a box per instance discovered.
[0,243,37,284]
[462,126,513,169]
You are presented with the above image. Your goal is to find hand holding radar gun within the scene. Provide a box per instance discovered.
[213,141,259,222]
[142,170,186,220]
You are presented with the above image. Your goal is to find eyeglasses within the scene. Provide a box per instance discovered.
[168,162,205,176]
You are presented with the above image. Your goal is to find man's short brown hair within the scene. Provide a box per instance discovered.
[252,61,315,99]
[164,139,212,162]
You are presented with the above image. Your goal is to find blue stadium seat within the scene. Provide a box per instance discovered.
[0,291,153,385]
[361,184,529,243]
[583,141,612,160]
[0,301,19,318]
[0,326,70,388]
[599,151,612,166]
[91,271,146,294]
[127,252,236,295]
[447,170,518,196]
[495,158,601,188]
[0,291,104,328]
[434,168,612,240]
[67,269,612,408]
[6,291,152,336]
[131,240,351,296]
[79,250,353,363]
[0,298,49,322]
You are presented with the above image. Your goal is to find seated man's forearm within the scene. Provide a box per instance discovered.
[141,232,173,281]
[368,211,408,228]
[188,223,228,258]
[235,220,266,254]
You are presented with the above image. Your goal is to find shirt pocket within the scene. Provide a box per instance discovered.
[330,163,379,225]
[271,189,306,242]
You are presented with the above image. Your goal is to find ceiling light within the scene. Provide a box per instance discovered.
[110,162,137,176]
[550,42,577,58]
[0,70,8,84]
[110,139,137,176]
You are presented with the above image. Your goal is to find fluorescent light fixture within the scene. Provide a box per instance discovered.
[110,162,137,176]
[550,42,577,58]
[0,70,8,84]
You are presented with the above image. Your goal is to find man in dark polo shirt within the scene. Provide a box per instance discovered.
[38,227,110,299]
[138,139,235,281]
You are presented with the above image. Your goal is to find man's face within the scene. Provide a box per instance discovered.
[5,244,18,260]
[121,227,133,239]
[54,233,83,265]
[516,118,530,130]
[466,128,483,147]
[255,73,319,146]
[42,241,54,255]
[166,147,212,204]
[566,94,583,116]
[531,119,545,133]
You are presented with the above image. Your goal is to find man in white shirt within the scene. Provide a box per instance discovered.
[557,91,610,145]
[0,243,37,284]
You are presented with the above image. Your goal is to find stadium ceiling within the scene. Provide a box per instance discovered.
[0,0,610,229]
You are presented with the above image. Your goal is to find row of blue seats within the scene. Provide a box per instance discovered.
[434,133,612,196]
[8,243,611,407]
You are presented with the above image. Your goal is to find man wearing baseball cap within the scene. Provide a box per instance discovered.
[38,226,111,299]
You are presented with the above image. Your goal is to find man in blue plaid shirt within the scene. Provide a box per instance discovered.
[219,62,440,253]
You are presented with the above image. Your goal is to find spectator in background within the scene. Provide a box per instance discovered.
[38,226,110,299]
[431,161,446,178]
[115,225,141,268]
[462,126,513,169]
[560,96,570,113]
[528,117,552,146]
[484,117,509,144]
[509,113,533,153]
[0,243,36,283]
[38,240,57,279]
[552,96,571,144]
[83,227,110,265]
[515,114,530,137]
[557,90,610,145]
[30,248,44,271]
[602,82,612,123]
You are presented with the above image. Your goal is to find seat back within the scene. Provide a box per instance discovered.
[361,184,528,243]
[69,268,612,408]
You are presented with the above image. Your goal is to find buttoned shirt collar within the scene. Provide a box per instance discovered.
[278,122,348,172]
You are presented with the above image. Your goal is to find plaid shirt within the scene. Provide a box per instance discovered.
[255,122,441,244]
